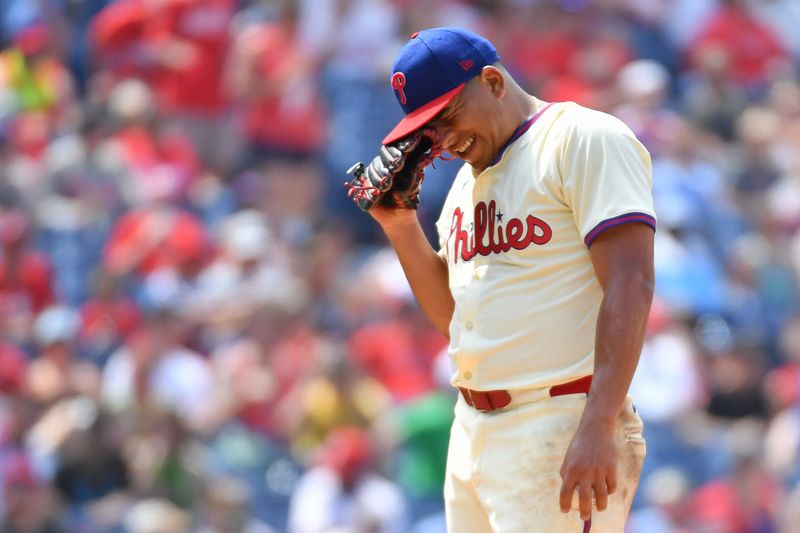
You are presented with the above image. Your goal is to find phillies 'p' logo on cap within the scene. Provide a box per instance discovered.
[383,27,500,145]
[391,72,407,105]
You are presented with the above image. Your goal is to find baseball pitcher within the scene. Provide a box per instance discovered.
[346,27,655,533]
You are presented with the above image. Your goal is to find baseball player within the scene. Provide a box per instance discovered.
[346,27,655,532]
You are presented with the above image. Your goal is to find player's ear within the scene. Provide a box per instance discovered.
[480,65,506,99]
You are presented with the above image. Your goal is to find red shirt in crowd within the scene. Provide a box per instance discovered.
[691,5,788,86]
[113,124,202,199]
[235,22,326,154]
[80,298,141,349]
[103,207,208,277]
[349,321,439,402]
[0,251,54,317]
[0,342,28,394]
[93,0,234,115]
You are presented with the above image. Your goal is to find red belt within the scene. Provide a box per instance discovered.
[458,375,593,412]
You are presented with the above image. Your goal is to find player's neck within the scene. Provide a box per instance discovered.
[506,90,540,129]
[525,96,546,121]
[503,95,542,141]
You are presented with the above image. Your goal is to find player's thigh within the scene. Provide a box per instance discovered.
[478,395,588,532]
[443,401,493,533]
[444,473,494,533]
[477,395,645,533]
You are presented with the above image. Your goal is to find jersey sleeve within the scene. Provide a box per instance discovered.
[559,109,656,247]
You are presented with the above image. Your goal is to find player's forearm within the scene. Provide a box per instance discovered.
[382,219,454,337]
[583,272,653,427]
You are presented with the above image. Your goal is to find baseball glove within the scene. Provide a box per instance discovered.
[345,129,442,211]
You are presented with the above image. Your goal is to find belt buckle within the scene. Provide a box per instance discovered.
[468,389,493,412]
[460,387,489,411]
[464,388,475,407]
[459,387,511,412]
[458,387,474,408]
[475,390,493,412]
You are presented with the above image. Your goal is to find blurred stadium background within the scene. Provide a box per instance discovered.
[0,0,799,531]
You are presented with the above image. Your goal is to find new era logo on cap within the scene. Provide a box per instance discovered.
[383,27,500,144]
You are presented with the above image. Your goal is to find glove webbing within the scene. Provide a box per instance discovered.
[345,133,443,204]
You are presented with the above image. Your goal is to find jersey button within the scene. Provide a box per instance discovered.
[465,321,474,331]
[463,371,472,380]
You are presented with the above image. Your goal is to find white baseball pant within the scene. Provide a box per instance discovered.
[444,393,646,532]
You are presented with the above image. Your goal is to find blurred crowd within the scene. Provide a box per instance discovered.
[0,0,799,531]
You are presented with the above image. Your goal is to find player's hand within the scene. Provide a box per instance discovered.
[344,129,442,211]
[558,419,619,521]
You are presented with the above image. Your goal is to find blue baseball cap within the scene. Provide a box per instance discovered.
[383,27,500,144]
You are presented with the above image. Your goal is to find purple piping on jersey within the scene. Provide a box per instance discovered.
[583,518,592,532]
[489,102,556,167]
[584,212,656,247]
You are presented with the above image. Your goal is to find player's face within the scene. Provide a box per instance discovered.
[427,72,506,171]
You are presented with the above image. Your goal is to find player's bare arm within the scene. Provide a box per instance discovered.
[344,116,452,337]
[559,222,654,521]
[370,206,454,338]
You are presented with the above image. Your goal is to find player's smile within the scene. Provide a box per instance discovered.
[450,134,478,163]
[453,134,475,155]
[439,130,478,164]
[451,133,494,169]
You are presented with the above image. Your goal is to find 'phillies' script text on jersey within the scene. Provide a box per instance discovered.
[448,200,553,263]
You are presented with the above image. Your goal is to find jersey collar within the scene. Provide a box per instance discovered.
[488,102,556,167]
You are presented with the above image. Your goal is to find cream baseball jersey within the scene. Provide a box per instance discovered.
[435,100,656,392]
